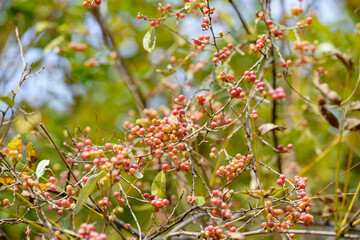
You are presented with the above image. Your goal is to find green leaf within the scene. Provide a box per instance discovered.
[35,21,57,33]
[184,2,194,13]
[35,160,50,179]
[0,96,14,107]
[143,28,156,53]
[151,171,166,198]
[194,196,205,206]
[44,35,64,53]
[75,172,105,213]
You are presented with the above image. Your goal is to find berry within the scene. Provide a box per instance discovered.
[3,199,9,206]
[306,17,313,25]
[162,163,169,171]
[210,121,218,128]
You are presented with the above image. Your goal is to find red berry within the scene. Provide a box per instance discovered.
[306,17,313,25]
[113,192,120,198]
[3,199,9,206]
[210,121,218,128]
[49,176,57,183]
[277,179,283,185]
[266,19,273,25]
[162,163,169,171]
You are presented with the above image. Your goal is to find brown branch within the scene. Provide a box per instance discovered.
[228,0,251,35]
[91,8,146,113]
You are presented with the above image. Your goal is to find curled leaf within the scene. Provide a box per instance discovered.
[318,104,339,128]
[313,71,341,105]
[344,118,360,131]
[26,141,38,169]
[129,157,143,179]
[318,196,334,204]
[151,171,166,198]
[329,51,354,76]
[336,189,347,205]
[347,101,360,111]
[258,123,286,136]
[244,189,261,199]
[263,186,276,198]
[45,168,55,178]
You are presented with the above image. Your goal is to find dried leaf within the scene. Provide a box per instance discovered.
[347,101,360,111]
[329,51,354,76]
[244,189,261,199]
[318,104,339,128]
[337,189,347,205]
[258,123,286,136]
[313,72,341,105]
[45,168,55,177]
[222,187,232,202]
[318,196,334,204]
[344,118,360,131]
[21,190,32,197]
[0,150,6,158]
[226,232,245,240]
[263,186,276,198]
[322,206,333,220]
[6,139,22,153]
[26,141,38,169]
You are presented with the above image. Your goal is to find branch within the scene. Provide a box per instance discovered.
[228,0,251,35]
[91,8,146,113]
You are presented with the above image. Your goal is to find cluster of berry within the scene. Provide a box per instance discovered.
[216,154,252,181]
[78,223,107,240]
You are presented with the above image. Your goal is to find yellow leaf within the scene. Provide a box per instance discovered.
[6,138,22,152]
[0,176,15,186]
[38,183,49,191]
[26,141,38,170]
